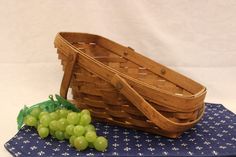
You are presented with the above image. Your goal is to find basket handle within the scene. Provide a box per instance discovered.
[60,51,77,99]
[111,74,204,132]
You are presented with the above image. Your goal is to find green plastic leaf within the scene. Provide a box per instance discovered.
[55,94,80,112]
[17,108,25,130]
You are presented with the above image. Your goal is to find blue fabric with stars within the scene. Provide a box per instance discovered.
[4,103,236,157]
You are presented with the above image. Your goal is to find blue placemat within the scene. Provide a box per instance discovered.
[4,103,236,157]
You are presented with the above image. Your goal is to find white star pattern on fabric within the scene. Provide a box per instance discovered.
[172,147,179,151]
[123,138,130,142]
[112,143,119,147]
[162,151,168,156]
[219,146,226,149]
[45,141,52,145]
[134,135,140,139]
[14,152,21,156]
[102,131,109,135]
[231,137,236,141]
[113,135,119,138]
[30,146,37,150]
[135,144,142,147]
[16,136,23,140]
[124,146,131,151]
[23,140,30,144]
[37,151,45,156]
[62,152,70,156]
[188,151,194,156]
[86,152,94,156]
[195,146,203,150]
[145,139,152,142]
[137,152,143,156]
[212,150,218,155]
[53,148,60,152]
[148,147,155,151]
[112,152,119,156]
[158,142,165,146]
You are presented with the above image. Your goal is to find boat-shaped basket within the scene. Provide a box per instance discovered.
[54,32,207,138]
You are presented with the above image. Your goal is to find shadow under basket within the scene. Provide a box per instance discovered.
[54,32,207,138]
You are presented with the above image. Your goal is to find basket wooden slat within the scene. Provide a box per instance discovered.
[54,32,207,138]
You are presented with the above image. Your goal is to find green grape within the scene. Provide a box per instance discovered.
[55,131,64,140]
[58,118,68,131]
[69,136,76,146]
[38,127,49,139]
[67,112,79,125]
[94,136,108,152]
[81,109,90,116]
[30,107,42,118]
[66,124,75,135]
[74,136,88,151]
[39,111,49,119]
[85,131,97,143]
[50,129,55,136]
[64,132,70,139]
[49,120,59,131]
[55,109,60,114]
[88,142,94,148]
[85,124,96,132]
[77,112,81,119]
[37,123,44,131]
[58,108,69,118]
[49,112,60,120]
[73,125,85,136]
[24,115,37,127]
[40,114,52,127]
[69,135,76,146]
[79,114,91,126]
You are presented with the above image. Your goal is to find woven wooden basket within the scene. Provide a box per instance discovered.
[54,32,207,138]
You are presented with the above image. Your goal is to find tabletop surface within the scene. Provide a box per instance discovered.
[5,103,236,157]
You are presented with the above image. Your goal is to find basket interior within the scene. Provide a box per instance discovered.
[71,42,192,97]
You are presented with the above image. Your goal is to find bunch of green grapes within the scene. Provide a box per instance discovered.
[23,107,108,152]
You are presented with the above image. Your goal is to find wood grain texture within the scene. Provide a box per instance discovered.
[54,32,207,138]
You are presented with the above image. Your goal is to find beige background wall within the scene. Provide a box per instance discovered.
[1,0,236,156]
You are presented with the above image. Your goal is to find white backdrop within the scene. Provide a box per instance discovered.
[0,0,236,156]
